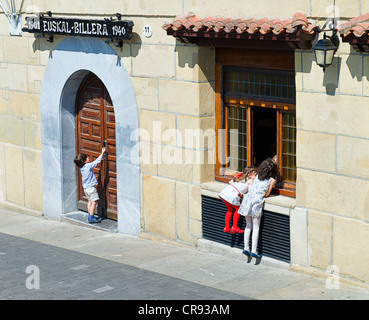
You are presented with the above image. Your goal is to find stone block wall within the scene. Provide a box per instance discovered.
[0,7,44,214]
[127,28,215,246]
[0,0,217,245]
[0,0,368,283]
[296,36,369,282]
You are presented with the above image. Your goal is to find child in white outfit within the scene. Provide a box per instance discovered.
[219,167,257,234]
[239,158,277,259]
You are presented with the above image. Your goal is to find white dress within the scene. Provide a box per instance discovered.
[218,179,251,207]
[238,176,273,218]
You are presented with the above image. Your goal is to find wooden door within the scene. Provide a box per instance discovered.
[76,73,117,220]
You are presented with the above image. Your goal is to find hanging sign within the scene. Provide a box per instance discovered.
[22,16,134,40]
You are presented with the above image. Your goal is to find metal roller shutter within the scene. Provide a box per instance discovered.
[201,195,290,263]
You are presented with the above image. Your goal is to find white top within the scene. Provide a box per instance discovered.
[239,176,274,218]
[219,179,251,206]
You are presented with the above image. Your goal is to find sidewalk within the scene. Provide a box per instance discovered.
[0,208,368,300]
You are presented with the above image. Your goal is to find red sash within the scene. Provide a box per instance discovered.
[231,184,242,197]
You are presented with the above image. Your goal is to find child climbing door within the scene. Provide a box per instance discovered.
[75,73,118,220]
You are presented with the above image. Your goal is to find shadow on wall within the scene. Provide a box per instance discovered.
[346,47,369,87]
[300,50,341,96]
[346,46,364,82]
[126,32,143,58]
[324,56,341,95]
[175,40,216,88]
[32,35,66,61]
[31,32,143,62]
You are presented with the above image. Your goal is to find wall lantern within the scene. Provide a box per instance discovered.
[312,25,339,72]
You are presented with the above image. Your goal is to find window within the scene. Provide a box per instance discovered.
[215,48,296,197]
[226,68,295,102]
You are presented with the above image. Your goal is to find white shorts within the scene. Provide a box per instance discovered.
[83,186,99,202]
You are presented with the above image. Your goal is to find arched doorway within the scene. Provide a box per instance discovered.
[75,73,117,220]
[40,37,141,236]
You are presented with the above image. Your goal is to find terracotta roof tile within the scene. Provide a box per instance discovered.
[337,13,369,37]
[162,12,318,35]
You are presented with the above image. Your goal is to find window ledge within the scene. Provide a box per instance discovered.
[201,181,296,216]
[201,181,227,199]
[264,194,295,216]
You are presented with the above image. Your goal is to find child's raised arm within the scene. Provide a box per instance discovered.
[264,178,276,198]
[86,148,106,169]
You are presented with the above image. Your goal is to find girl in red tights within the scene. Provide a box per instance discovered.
[218,167,257,234]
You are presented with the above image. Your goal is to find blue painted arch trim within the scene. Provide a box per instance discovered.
[40,37,140,236]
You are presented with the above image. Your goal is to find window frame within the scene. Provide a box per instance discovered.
[215,48,296,198]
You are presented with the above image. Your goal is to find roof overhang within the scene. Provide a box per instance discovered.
[337,13,369,53]
[163,12,318,51]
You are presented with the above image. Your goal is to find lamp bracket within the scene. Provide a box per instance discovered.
[319,17,337,33]
[322,31,340,50]
[316,17,340,51]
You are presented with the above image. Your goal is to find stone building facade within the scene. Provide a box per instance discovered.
[0,0,368,285]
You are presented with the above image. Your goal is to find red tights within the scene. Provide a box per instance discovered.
[221,198,244,234]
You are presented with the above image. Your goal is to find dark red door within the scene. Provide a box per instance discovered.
[76,73,117,220]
